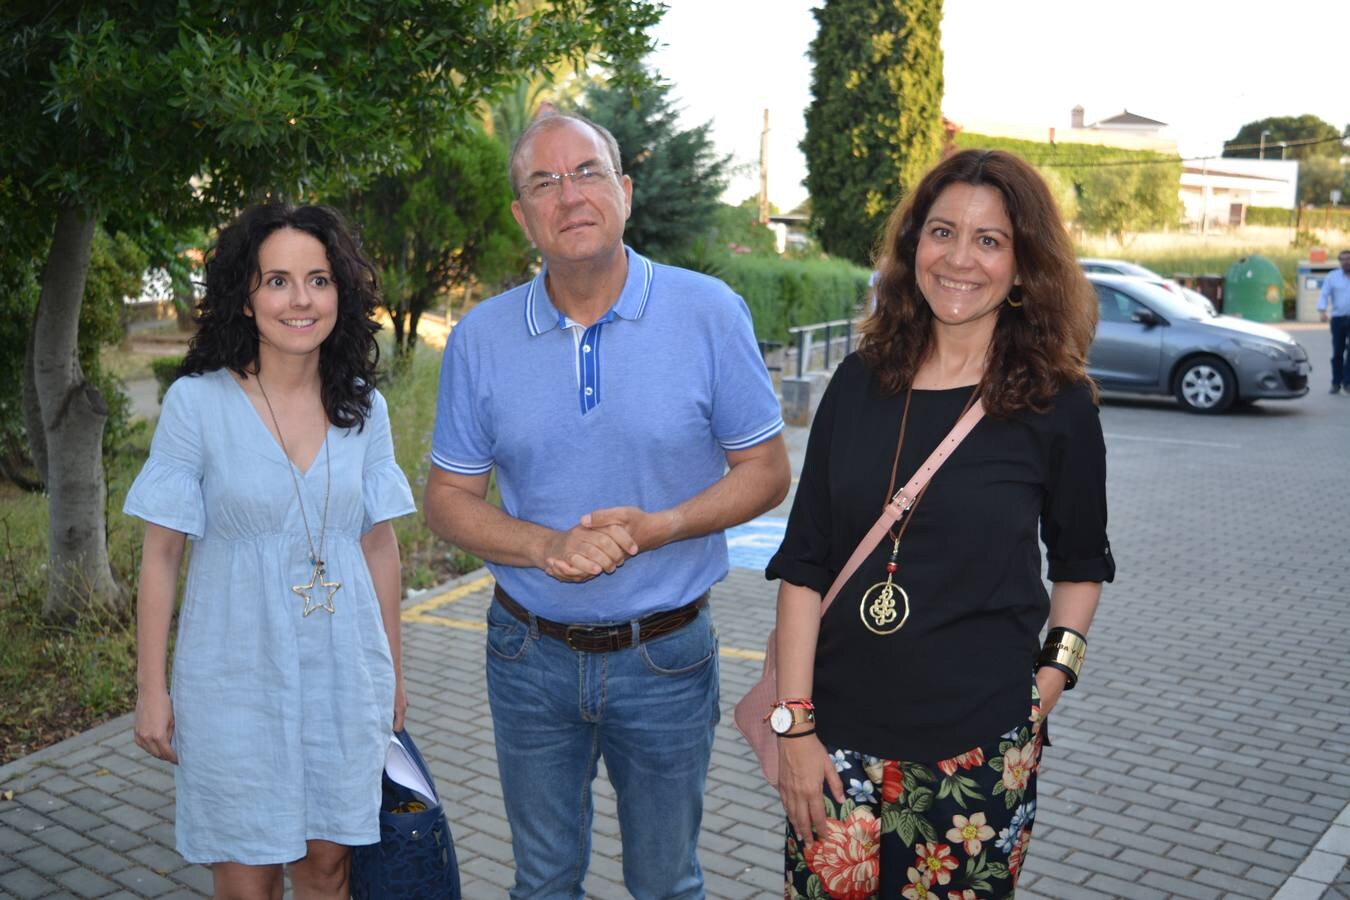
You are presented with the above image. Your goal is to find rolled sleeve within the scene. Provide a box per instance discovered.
[765,361,843,596]
[1041,384,1116,584]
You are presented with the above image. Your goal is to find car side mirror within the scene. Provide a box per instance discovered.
[1131,309,1161,326]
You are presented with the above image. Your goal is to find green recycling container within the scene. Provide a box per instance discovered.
[1223,255,1284,322]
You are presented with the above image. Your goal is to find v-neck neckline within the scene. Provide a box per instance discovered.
[223,369,332,477]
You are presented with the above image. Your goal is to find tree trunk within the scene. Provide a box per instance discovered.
[29,205,126,620]
[389,308,407,354]
[406,307,422,353]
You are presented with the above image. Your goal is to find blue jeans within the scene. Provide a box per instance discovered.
[1331,315,1350,388]
[485,597,719,900]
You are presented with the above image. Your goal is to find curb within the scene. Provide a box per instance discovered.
[401,566,491,610]
[0,709,135,785]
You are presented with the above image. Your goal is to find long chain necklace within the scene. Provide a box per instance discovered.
[255,374,340,616]
[860,387,978,636]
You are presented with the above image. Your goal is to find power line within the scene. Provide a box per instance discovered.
[1221,134,1346,153]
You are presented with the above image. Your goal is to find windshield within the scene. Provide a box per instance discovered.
[1083,259,1164,280]
[1179,287,1218,317]
[1115,278,1208,320]
[1113,261,1164,280]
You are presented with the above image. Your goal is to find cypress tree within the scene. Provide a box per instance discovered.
[801,0,944,266]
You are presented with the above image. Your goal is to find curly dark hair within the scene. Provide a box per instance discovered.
[180,203,382,430]
[860,149,1098,417]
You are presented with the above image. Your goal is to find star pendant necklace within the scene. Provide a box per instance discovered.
[256,373,340,616]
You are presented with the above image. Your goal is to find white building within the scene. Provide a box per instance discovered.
[1181,157,1299,227]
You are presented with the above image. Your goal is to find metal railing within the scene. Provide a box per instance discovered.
[785,318,862,378]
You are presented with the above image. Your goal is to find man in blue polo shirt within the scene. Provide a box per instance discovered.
[1319,249,1350,394]
[425,112,790,899]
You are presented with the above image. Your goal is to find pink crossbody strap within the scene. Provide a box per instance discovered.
[820,398,985,610]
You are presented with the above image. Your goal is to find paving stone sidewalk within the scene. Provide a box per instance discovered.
[5,330,1350,898]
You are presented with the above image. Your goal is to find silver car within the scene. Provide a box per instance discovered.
[1088,273,1310,413]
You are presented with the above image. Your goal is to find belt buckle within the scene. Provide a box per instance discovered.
[565,624,606,652]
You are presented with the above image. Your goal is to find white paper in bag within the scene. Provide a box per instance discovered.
[383,734,438,806]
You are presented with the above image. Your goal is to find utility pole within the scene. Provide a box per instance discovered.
[758,108,770,225]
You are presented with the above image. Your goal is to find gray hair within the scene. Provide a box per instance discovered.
[507,113,623,198]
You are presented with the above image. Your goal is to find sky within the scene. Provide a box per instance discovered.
[647,0,1350,211]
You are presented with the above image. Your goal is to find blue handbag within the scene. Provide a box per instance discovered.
[350,729,460,899]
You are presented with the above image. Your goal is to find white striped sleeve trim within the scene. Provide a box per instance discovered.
[719,417,785,452]
[428,450,494,476]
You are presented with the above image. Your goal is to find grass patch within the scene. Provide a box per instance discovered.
[99,345,159,383]
[382,345,481,591]
[0,337,470,765]
[0,423,151,766]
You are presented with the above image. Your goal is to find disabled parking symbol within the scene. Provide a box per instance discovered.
[725,517,788,571]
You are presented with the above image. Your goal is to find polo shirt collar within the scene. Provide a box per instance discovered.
[523,246,656,336]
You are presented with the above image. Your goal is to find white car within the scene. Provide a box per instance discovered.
[1177,285,1219,318]
[1078,258,1217,316]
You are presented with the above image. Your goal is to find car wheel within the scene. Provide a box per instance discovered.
[1173,355,1236,414]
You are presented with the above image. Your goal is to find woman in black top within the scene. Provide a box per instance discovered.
[767,150,1114,899]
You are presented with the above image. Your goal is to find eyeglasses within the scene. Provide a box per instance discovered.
[521,164,615,200]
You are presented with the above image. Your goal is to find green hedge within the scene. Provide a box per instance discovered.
[151,356,183,402]
[1247,205,1350,230]
[953,131,1178,168]
[720,256,872,343]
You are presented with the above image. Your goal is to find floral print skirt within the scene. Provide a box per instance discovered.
[785,693,1045,899]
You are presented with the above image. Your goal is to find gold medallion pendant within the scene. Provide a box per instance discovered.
[854,386,975,638]
[860,577,909,635]
[860,536,909,635]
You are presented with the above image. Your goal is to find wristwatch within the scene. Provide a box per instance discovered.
[768,700,815,735]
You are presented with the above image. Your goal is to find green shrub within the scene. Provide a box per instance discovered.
[1246,206,1295,227]
[0,258,40,485]
[151,356,184,402]
[1247,205,1350,230]
[721,256,872,343]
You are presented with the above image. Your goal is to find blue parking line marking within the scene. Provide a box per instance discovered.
[725,516,788,571]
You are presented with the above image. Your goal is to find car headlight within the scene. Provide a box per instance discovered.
[1235,339,1291,361]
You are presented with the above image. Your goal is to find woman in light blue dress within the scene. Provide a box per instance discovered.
[125,203,416,897]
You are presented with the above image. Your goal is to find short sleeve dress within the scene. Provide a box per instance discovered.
[123,368,417,865]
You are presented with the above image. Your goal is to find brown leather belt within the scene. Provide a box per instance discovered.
[493,584,708,653]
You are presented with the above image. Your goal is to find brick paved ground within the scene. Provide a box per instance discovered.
[2,327,1348,898]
